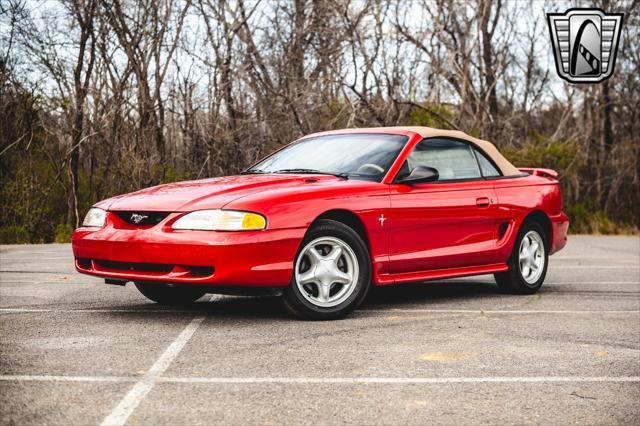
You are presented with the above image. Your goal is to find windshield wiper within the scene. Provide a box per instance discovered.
[240,169,268,174]
[273,168,349,179]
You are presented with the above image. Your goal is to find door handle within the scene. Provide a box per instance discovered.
[476,197,491,207]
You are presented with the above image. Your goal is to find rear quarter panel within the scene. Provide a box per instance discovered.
[492,174,565,259]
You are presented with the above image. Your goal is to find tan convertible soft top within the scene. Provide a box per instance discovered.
[386,126,521,176]
[305,126,521,177]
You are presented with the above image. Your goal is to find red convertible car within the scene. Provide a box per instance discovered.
[72,126,569,320]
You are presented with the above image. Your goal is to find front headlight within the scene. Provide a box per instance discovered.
[172,209,266,231]
[82,208,107,228]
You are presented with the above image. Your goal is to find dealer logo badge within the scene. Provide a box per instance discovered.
[547,8,623,83]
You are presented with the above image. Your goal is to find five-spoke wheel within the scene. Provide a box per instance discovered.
[495,221,548,294]
[284,219,371,320]
[295,237,359,307]
[518,230,545,284]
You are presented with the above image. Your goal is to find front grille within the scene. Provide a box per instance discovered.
[113,211,169,226]
[79,258,215,278]
[95,259,173,273]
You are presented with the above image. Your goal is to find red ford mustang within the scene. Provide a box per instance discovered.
[72,126,569,320]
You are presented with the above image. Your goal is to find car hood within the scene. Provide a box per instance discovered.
[99,174,341,212]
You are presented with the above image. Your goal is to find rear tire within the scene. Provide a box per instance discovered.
[134,282,206,305]
[494,221,548,294]
[283,219,371,320]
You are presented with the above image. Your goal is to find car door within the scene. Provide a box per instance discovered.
[388,137,501,274]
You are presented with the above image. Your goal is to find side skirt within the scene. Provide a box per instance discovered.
[375,263,508,286]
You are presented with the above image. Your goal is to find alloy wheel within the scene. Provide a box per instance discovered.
[518,230,545,284]
[294,236,359,308]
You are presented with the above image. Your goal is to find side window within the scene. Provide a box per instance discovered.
[406,138,481,181]
[474,149,501,177]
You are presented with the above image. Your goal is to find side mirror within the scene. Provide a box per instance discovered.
[396,166,439,184]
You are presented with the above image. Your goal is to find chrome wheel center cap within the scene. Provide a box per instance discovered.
[315,258,340,285]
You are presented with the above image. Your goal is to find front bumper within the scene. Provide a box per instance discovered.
[72,216,305,287]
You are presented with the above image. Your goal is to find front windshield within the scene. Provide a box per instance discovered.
[248,133,408,181]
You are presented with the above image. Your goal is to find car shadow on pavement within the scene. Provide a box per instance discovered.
[364,280,500,307]
[105,294,291,320]
[100,279,501,319]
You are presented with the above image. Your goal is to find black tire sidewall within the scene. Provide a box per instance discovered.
[284,219,371,320]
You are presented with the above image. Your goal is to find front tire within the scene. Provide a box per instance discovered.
[283,219,371,320]
[134,282,207,305]
[494,221,548,294]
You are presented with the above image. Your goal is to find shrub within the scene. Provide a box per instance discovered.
[407,103,456,129]
[54,224,74,243]
[566,204,636,234]
[502,139,580,174]
[0,226,30,244]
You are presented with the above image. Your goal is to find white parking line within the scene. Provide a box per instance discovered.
[0,308,638,315]
[0,270,74,273]
[553,266,639,269]
[100,315,206,426]
[0,308,197,313]
[1,256,71,260]
[397,281,640,285]
[555,259,638,263]
[158,376,640,384]
[1,307,639,315]
[550,281,639,285]
[0,375,137,383]
[361,309,640,314]
[1,374,638,385]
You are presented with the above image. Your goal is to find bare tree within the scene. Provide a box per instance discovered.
[102,0,191,168]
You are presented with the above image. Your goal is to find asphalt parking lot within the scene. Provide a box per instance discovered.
[1,235,639,425]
